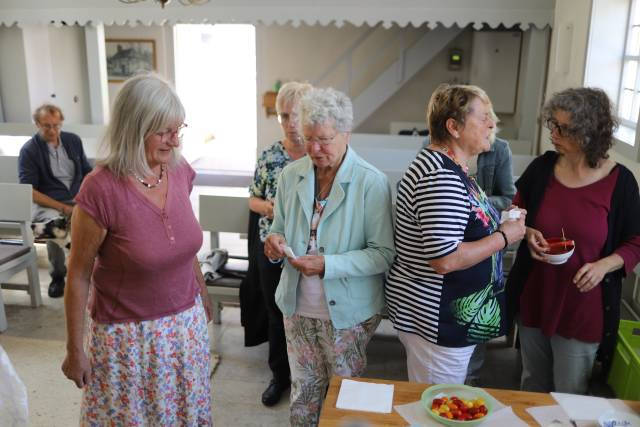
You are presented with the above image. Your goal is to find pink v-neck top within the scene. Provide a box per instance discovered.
[75,159,203,323]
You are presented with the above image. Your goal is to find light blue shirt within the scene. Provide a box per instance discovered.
[47,140,75,190]
[269,146,395,329]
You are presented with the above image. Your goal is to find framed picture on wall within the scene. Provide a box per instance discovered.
[105,39,156,82]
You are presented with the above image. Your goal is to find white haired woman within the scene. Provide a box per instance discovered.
[61,74,212,425]
[264,87,395,426]
[385,84,526,385]
[248,81,312,406]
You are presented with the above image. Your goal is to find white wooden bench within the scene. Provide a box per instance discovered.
[0,183,42,331]
[199,194,250,324]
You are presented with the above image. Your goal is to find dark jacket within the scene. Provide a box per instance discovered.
[505,151,640,375]
[18,131,92,202]
[240,210,269,346]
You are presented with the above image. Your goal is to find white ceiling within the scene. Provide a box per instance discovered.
[0,0,554,29]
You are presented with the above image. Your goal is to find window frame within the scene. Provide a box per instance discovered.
[617,0,640,129]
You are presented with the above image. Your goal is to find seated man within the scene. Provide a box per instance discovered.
[18,104,92,298]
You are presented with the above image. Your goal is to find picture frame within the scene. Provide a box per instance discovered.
[105,39,156,82]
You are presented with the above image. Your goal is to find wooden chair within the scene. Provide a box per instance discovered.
[0,183,42,332]
[199,194,250,324]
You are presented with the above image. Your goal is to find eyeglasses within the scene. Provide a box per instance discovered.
[155,123,187,141]
[545,119,572,137]
[39,123,62,130]
[303,133,339,146]
[277,113,298,124]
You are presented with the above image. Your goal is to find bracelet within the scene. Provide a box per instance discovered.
[495,229,509,250]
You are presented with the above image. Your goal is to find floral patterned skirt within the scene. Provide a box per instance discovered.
[284,314,381,427]
[80,296,211,427]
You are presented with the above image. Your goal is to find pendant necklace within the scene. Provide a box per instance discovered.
[132,164,165,189]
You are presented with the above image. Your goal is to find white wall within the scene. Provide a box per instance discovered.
[22,25,56,117]
[0,26,31,122]
[104,24,174,107]
[357,30,473,135]
[48,26,91,123]
[1,22,546,158]
[255,23,368,152]
[0,25,92,124]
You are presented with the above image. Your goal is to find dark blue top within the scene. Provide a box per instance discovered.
[18,131,93,202]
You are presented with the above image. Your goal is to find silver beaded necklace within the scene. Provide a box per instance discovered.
[132,164,165,189]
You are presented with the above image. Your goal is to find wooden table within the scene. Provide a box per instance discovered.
[319,376,640,426]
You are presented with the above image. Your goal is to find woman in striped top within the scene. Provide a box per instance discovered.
[385,84,526,385]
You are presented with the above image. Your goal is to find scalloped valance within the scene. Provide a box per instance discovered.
[0,0,554,29]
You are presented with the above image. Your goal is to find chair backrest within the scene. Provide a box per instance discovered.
[0,183,31,222]
[0,156,19,183]
[0,183,33,242]
[199,195,250,234]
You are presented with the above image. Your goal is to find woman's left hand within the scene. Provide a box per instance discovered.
[201,292,213,323]
[573,260,609,292]
[289,255,325,277]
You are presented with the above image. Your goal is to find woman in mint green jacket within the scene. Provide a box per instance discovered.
[265,87,395,427]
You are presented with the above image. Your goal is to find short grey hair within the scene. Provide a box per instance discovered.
[33,104,64,123]
[297,87,353,133]
[98,73,185,178]
[276,81,313,114]
[542,87,617,168]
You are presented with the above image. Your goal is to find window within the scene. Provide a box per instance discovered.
[586,0,640,159]
[619,0,640,128]
[174,24,257,172]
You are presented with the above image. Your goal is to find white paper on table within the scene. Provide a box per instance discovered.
[335,379,394,413]
[551,392,614,421]
[394,395,511,427]
[526,405,590,427]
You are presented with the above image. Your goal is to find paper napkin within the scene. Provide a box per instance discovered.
[335,379,394,413]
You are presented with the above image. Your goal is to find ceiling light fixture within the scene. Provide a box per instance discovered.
[118,0,210,9]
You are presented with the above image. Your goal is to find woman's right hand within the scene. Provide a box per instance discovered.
[524,226,549,261]
[264,233,286,260]
[499,209,527,246]
[61,349,91,388]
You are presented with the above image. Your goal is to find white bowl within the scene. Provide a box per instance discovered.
[598,409,640,427]
[544,237,575,265]
[546,246,575,265]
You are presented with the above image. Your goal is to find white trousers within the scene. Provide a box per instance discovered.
[398,331,475,384]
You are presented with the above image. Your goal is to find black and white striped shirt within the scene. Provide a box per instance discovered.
[386,149,504,347]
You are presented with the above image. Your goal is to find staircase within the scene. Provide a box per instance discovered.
[313,25,463,128]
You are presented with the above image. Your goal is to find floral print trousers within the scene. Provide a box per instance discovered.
[283,314,381,427]
[80,296,211,427]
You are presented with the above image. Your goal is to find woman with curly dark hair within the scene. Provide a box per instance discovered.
[506,87,640,394]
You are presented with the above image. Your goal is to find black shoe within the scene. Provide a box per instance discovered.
[261,379,290,407]
[48,278,65,298]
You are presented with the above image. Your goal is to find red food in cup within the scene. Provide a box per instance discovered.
[545,238,575,255]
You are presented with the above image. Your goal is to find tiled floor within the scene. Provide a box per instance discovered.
[0,265,529,427]
[0,256,615,426]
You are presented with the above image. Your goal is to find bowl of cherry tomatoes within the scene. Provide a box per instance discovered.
[421,384,494,426]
